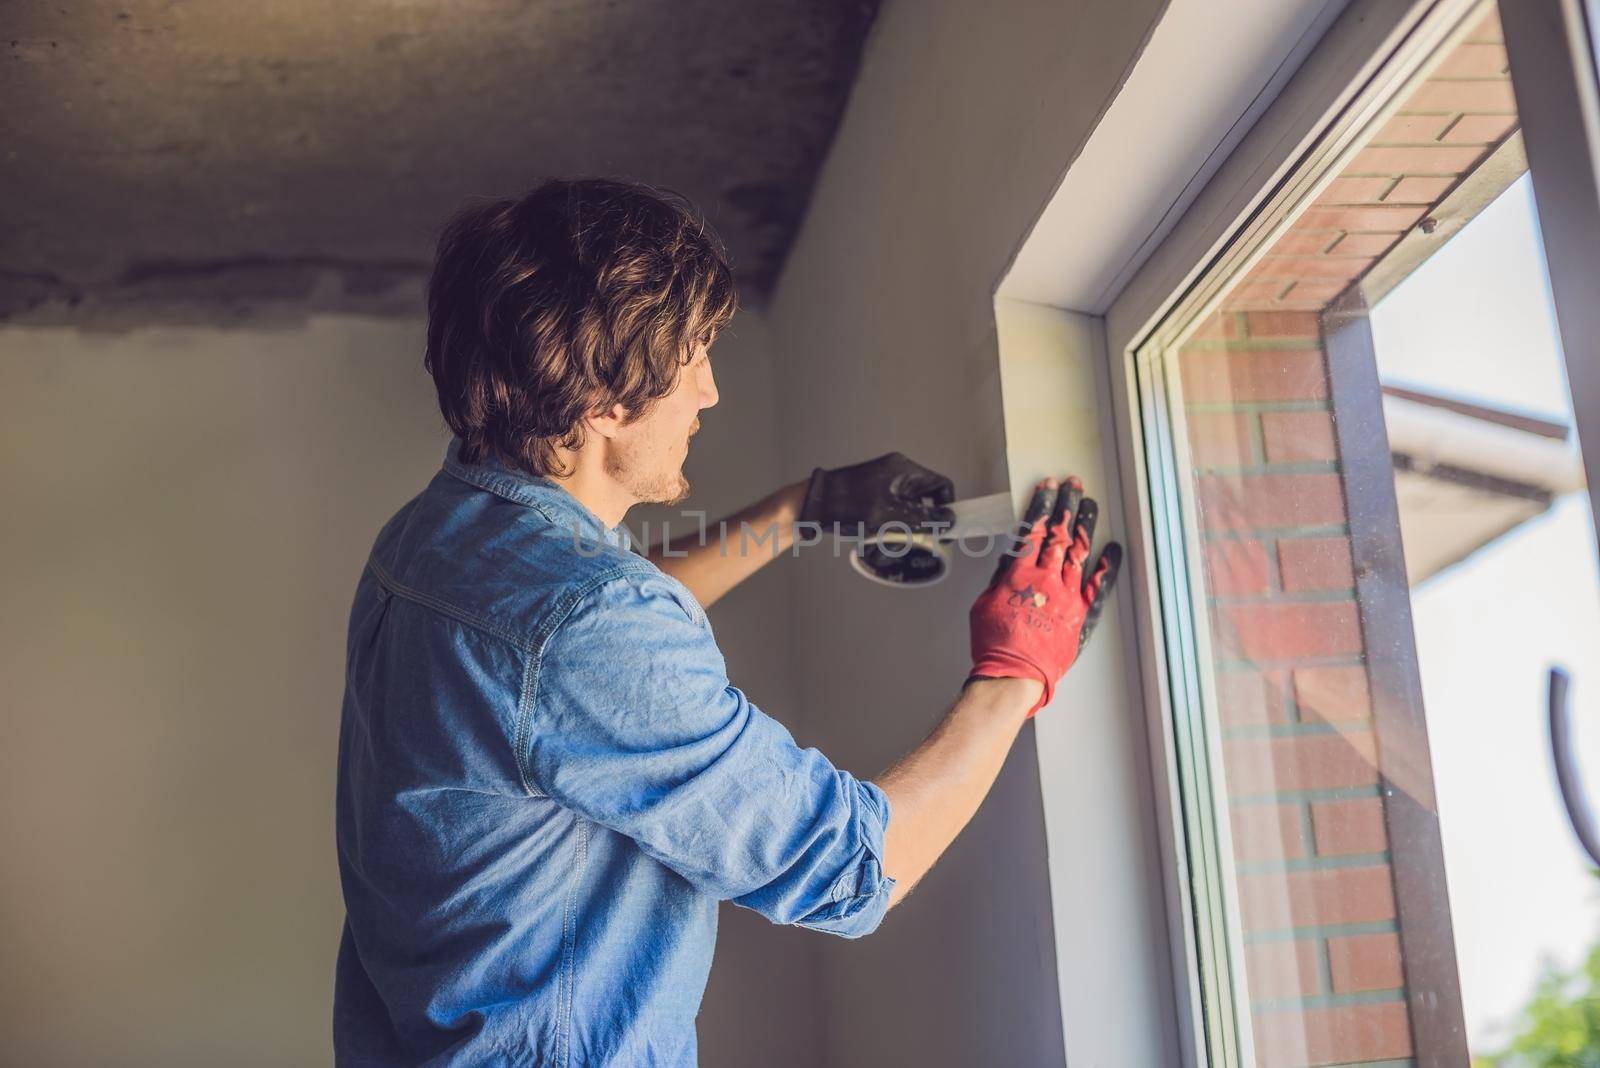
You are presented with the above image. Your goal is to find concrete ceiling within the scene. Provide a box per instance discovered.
[1,0,879,328]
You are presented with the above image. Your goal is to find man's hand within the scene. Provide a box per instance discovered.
[645,451,953,608]
[873,474,1118,903]
[799,452,956,533]
[968,476,1122,716]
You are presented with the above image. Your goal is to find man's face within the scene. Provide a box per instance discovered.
[606,340,719,506]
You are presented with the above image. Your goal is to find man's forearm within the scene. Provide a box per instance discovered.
[875,676,1039,906]
[644,481,807,608]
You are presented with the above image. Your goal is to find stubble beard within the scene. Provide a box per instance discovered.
[608,434,692,506]
[652,471,691,507]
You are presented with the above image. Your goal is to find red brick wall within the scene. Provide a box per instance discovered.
[1181,309,1409,1067]
[1163,11,1516,1063]
[1233,10,1514,317]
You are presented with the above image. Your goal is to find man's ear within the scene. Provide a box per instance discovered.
[584,402,629,441]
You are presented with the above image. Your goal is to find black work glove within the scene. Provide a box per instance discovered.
[799,452,957,533]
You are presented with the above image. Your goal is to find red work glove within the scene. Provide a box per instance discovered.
[968,477,1122,717]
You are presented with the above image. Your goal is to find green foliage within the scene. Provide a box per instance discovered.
[1477,941,1600,1068]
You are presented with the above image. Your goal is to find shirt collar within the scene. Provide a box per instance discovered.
[441,437,629,549]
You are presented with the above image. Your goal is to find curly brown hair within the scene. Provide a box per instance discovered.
[423,178,738,476]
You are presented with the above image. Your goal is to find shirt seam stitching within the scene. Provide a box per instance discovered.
[560,819,588,1068]
[441,460,577,532]
[513,562,661,798]
[368,558,533,653]
[558,834,572,1068]
[367,556,656,801]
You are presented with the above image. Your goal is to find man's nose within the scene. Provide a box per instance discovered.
[698,362,719,409]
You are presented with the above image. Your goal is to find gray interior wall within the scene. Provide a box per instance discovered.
[627,311,825,1068]
[0,315,448,1065]
[763,0,1171,1063]
[0,0,1199,1060]
[0,310,815,1066]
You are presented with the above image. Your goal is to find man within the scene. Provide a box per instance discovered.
[334,178,1120,1066]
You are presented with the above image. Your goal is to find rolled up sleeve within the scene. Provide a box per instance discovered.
[526,569,894,937]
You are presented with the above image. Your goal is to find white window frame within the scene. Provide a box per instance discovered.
[1089,0,1600,1063]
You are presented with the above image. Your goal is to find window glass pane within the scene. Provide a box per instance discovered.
[1369,171,1600,1059]
[1144,5,1600,1065]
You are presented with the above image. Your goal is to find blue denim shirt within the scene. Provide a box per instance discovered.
[334,440,894,1066]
